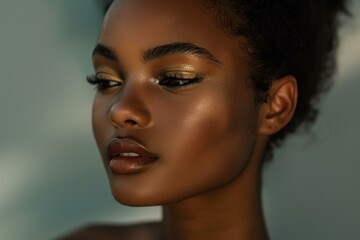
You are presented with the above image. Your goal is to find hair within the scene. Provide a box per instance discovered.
[100,0,349,160]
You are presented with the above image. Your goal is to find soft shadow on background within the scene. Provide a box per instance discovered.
[0,1,359,239]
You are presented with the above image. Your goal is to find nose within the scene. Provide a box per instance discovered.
[109,85,151,129]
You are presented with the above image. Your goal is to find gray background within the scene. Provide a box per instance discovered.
[0,1,359,239]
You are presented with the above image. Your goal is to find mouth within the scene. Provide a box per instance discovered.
[107,138,158,174]
[113,152,140,157]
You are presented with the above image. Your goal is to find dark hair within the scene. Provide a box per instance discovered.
[100,0,349,160]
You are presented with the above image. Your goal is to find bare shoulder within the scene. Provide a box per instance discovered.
[58,222,161,240]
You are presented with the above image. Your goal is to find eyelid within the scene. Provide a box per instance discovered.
[155,70,204,90]
[160,69,200,78]
[162,64,197,72]
[95,72,122,81]
[155,71,200,83]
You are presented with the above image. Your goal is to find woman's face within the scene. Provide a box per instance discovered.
[92,0,261,206]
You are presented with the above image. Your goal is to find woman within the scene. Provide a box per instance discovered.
[63,0,348,239]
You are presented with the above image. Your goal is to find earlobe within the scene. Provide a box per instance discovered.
[258,75,298,135]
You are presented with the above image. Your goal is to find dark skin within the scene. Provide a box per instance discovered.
[62,0,297,239]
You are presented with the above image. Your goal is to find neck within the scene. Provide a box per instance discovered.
[161,138,269,240]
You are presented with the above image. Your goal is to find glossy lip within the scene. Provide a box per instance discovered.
[107,138,158,174]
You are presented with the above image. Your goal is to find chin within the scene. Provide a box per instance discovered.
[108,178,168,206]
[108,178,202,207]
[111,190,160,207]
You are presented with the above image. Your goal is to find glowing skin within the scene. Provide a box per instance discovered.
[92,0,259,205]
[89,0,297,239]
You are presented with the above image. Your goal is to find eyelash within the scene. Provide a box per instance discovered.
[86,73,203,90]
[86,75,122,90]
[156,73,202,89]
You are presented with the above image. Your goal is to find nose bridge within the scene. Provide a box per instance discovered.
[109,81,151,128]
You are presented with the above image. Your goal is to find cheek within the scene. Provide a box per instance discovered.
[89,81,258,204]
[154,85,258,199]
[91,95,111,159]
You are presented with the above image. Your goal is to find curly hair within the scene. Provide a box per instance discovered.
[99,0,349,160]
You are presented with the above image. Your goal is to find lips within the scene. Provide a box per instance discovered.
[107,138,158,174]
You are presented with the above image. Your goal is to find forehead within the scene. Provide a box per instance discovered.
[102,0,217,42]
[105,0,209,28]
[99,0,248,67]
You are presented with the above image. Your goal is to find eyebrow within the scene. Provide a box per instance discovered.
[92,42,220,64]
[92,44,119,62]
[143,42,220,64]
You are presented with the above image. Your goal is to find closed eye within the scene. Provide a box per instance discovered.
[86,75,122,90]
[156,73,203,89]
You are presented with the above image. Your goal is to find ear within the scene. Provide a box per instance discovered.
[258,75,298,135]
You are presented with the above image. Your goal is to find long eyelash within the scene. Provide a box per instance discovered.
[87,75,107,91]
[86,74,122,91]
[164,76,202,84]
[157,73,203,89]
[86,75,98,85]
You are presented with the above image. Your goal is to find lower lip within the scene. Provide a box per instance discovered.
[108,156,157,174]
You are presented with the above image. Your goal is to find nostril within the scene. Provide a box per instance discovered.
[125,119,137,126]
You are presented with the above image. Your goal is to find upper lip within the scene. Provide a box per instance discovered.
[107,138,158,160]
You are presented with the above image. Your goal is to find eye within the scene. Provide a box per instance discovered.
[86,74,122,90]
[156,72,202,89]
